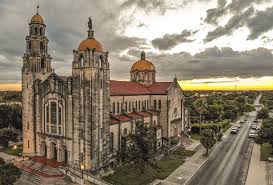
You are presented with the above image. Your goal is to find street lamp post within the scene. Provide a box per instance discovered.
[80,162,84,179]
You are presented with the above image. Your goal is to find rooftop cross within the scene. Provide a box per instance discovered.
[36,5,40,15]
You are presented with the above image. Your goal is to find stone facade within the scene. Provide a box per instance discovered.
[22,10,186,173]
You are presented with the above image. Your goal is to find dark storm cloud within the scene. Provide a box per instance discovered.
[0,0,148,82]
[123,47,273,81]
[205,0,227,25]
[205,6,254,42]
[151,30,196,50]
[121,0,169,15]
[204,0,273,41]
[205,0,269,25]
[247,6,273,40]
[1,0,273,83]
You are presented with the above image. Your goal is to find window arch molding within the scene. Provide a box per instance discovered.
[44,99,64,136]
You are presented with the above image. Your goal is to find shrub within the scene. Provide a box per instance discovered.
[191,120,230,134]
[216,133,223,141]
[170,137,179,145]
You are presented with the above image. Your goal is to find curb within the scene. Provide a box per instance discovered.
[184,111,257,185]
[183,117,241,185]
[183,139,225,185]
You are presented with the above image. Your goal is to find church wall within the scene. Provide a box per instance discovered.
[167,81,184,137]
[110,123,119,152]
[150,95,168,138]
[110,95,151,114]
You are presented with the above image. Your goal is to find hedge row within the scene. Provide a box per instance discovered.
[191,119,230,134]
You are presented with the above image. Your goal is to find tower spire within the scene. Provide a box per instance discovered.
[141,51,145,60]
[36,5,40,15]
[87,17,94,38]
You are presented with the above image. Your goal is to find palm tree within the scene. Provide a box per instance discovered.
[193,98,207,135]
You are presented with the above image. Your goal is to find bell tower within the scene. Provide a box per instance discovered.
[22,6,52,156]
[72,18,111,170]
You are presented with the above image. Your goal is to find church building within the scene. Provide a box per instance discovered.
[22,8,186,172]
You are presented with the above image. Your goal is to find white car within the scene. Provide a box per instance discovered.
[249,130,256,138]
[235,124,241,128]
[231,127,238,134]
[251,124,257,130]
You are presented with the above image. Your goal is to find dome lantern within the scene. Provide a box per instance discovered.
[30,5,44,24]
[78,18,103,52]
[141,51,145,60]
[130,51,156,85]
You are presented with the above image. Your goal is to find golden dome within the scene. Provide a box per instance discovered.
[78,38,103,52]
[31,14,44,24]
[131,59,155,72]
[131,51,155,72]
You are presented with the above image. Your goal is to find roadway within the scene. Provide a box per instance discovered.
[187,95,261,185]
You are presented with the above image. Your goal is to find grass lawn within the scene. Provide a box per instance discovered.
[0,144,23,156]
[172,148,195,157]
[222,123,231,133]
[103,159,184,185]
[260,143,273,161]
[190,133,201,140]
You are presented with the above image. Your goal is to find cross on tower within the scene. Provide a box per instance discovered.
[36,5,40,15]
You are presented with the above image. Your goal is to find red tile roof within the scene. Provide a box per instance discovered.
[110,109,158,125]
[111,118,120,125]
[147,109,160,115]
[112,114,131,122]
[138,111,151,117]
[128,112,142,119]
[147,82,172,95]
[110,80,172,96]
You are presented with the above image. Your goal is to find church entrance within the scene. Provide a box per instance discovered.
[61,145,68,163]
[41,141,47,157]
[50,142,57,160]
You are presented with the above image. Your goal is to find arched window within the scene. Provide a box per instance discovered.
[41,58,45,68]
[112,102,115,114]
[99,56,103,68]
[123,128,128,136]
[80,55,84,67]
[117,102,120,114]
[110,132,114,152]
[40,27,43,36]
[40,42,44,53]
[35,27,38,35]
[28,41,31,51]
[45,101,63,136]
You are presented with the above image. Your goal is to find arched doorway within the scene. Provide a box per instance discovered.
[41,141,47,157]
[172,125,178,137]
[61,145,68,163]
[50,142,57,160]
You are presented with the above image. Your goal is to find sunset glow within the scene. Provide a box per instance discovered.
[1,76,272,91]
[179,76,273,91]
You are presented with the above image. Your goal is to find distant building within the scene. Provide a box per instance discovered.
[22,9,186,172]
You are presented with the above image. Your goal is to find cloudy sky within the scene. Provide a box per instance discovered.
[0,0,273,87]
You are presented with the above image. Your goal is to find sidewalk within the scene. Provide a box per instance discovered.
[245,143,266,185]
[0,151,17,162]
[161,141,222,185]
[157,118,240,185]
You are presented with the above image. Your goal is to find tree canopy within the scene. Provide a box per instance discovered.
[126,121,156,173]
[0,127,18,147]
[0,157,21,185]
[0,104,22,130]
[200,129,216,155]
[255,118,273,151]
[257,108,269,119]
